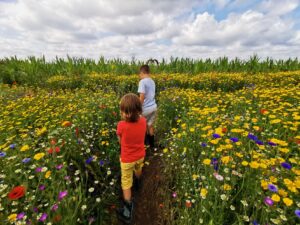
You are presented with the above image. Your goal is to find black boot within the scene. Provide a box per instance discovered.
[149,135,155,148]
[144,134,150,147]
[133,177,141,192]
[116,200,133,224]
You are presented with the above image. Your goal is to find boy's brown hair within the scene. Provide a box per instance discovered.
[120,93,142,122]
[139,65,150,74]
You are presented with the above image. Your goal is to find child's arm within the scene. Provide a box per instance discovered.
[139,93,145,104]
[117,136,121,144]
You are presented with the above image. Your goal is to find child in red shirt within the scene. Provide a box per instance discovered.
[116,93,146,223]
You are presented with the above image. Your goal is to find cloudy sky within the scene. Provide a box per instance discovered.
[0,0,300,60]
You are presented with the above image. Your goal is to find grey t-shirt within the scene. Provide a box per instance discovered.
[138,77,157,111]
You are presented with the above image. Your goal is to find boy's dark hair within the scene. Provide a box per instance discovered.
[139,65,150,74]
[120,93,142,122]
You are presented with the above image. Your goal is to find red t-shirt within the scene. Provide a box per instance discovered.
[117,117,146,163]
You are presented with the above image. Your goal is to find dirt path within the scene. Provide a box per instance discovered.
[132,151,167,225]
[114,148,169,225]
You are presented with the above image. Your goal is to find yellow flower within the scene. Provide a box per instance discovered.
[45,171,51,179]
[203,159,211,165]
[221,156,231,164]
[34,153,45,160]
[200,188,208,198]
[270,119,281,124]
[192,174,199,180]
[283,197,293,206]
[249,161,259,169]
[223,184,232,191]
[279,148,289,154]
[294,177,300,188]
[278,189,288,197]
[235,152,243,158]
[36,127,47,136]
[8,214,17,222]
[252,118,258,123]
[270,176,278,183]
[231,128,244,133]
[20,144,30,152]
[241,161,248,166]
[210,139,219,145]
[271,194,280,202]
[261,180,268,190]
[163,148,168,153]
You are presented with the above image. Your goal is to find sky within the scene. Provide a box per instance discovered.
[0,0,300,60]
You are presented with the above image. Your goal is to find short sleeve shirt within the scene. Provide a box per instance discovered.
[116,117,146,163]
[138,78,157,111]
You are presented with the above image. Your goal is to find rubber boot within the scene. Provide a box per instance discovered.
[144,134,150,147]
[149,135,155,148]
[116,200,133,224]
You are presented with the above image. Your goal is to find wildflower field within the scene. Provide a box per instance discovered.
[0,60,300,225]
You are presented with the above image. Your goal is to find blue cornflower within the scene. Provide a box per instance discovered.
[230,137,239,142]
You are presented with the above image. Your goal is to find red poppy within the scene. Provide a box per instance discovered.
[48,148,53,154]
[53,214,62,223]
[75,127,79,137]
[50,139,57,145]
[185,201,192,208]
[8,186,26,200]
[99,104,107,109]
[260,109,268,114]
[48,147,60,154]
[222,128,227,133]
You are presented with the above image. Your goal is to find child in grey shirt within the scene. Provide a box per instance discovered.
[138,65,157,148]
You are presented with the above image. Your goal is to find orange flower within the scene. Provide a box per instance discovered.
[62,121,72,127]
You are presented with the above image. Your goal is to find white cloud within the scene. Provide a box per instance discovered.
[0,0,299,60]
[258,0,299,16]
[173,10,294,47]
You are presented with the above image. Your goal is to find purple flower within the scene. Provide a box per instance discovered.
[172,192,177,198]
[268,141,277,146]
[17,212,26,220]
[39,185,46,191]
[255,140,264,145]
[86,156,93,164]
[264,197,274,206]
[252,220,259,225]
[33,207,38,213]
[0,151,6,157]
[281,162,292,170]
[35,167,42,173]
[56,164,63,170]
[201,142,207,147]
[38,213,47,222]
[295,209,300,218]
[58,190,68,201]
[51,203,58,211]
[268,184,278,192]
[230,137,239,142]
[248,133,258,141]
[64,176,70,180]
[22,158,31,163]
[213,133,221,139]
[9,144,16,149]
[99,160,105,166]
[211,158,219,171]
